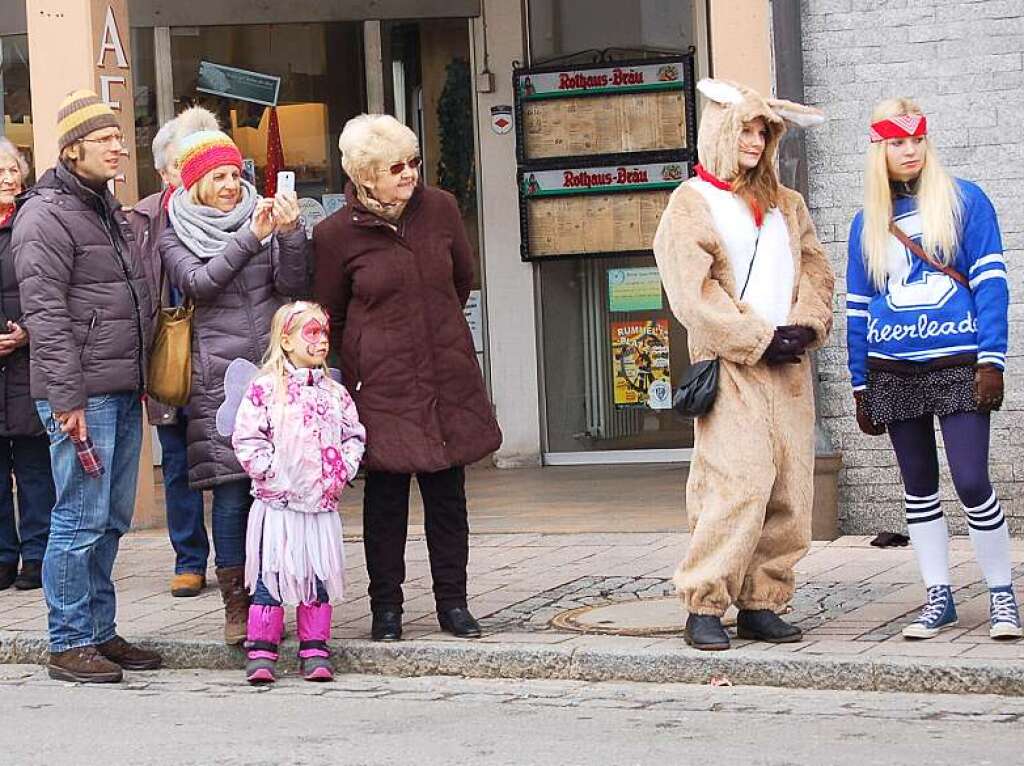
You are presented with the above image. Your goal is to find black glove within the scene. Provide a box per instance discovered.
[974,364,1004,412]
[853,390,885,436]
[761,329,803,366]
[776,325,817,355]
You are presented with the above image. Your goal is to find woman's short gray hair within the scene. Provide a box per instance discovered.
[0,137,30,180]
[151,119,178,172]
[338,114,419,182]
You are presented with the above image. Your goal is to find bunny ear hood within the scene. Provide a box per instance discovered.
[695,78,823,181]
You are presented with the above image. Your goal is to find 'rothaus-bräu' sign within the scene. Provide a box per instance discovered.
[517,61,683,101]
[521,162,687,197]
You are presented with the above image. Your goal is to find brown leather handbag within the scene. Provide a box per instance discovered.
[146,268,193,407]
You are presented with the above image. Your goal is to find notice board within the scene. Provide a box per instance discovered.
[513,53,697,262]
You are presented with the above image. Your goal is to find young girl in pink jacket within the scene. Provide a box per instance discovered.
[231,301,365,684]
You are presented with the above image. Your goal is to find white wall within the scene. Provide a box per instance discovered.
[473,0,542,467]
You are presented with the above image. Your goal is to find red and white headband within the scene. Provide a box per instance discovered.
[869,113,927,143]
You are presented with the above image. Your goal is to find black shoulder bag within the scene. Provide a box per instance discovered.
[673,228,762,417]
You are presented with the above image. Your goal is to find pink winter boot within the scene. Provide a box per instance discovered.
[296,602,334,681]
[245,605,285,684]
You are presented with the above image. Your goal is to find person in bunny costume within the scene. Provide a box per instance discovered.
[653,79,834,651]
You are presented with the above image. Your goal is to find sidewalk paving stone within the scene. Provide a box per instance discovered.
[2,530,1024,695]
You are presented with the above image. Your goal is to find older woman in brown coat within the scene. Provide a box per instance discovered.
[314,114,501,641]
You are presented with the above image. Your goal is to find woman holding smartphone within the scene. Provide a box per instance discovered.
[160,130,309,644]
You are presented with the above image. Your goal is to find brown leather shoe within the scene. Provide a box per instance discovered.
[216,565,249,645]
[170,572,206,598]
[96,635,163,670]
[48,646,123,683]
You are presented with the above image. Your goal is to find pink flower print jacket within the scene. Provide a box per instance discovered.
[232,366,366,513]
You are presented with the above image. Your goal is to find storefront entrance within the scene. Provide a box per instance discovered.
[527,0,700,464]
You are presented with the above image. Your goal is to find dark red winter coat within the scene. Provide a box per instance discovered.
[313,183,502,474]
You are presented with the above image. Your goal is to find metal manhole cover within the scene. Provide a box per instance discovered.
[550,596,741,636]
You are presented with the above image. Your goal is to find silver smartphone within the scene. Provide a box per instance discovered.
[276,170,295,195]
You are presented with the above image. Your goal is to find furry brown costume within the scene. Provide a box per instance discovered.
[654,80,834,618]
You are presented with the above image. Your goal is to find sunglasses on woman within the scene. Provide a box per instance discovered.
[386,156,422,176]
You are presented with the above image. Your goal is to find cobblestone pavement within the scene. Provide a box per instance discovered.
[3,531,1024,664]
[1,665,1022,765]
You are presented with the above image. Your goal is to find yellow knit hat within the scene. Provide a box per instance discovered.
[57,90,119,151]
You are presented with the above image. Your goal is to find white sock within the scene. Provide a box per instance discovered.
[964,491,1012,589]
[905,491,950,587]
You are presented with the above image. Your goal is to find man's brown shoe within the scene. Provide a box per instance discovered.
[96,636,163,670]
[170,572,206,598]
[48,646,123,683]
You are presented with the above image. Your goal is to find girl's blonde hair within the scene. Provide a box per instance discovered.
[861,97,962,289]
[260,301,340,429]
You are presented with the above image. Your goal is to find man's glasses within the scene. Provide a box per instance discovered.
[80,132,124,148]
[385,156,422,176]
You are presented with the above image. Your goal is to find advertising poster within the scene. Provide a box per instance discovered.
[608,267,663,312]
[611,319,671,410]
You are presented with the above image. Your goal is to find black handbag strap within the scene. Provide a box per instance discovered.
[737,227,762,302]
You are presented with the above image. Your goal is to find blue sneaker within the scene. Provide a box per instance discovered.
[902,584,958,639]
[989,587,1023,640]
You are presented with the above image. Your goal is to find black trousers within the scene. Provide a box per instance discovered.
[363,466,469,613]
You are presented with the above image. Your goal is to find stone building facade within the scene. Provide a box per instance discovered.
[800,0,1024,533]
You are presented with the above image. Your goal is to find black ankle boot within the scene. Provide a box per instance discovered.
[0,562,15,591]
[13,561,42,590]
[438,607,481,638]
[684,613,730,651]
[371,609,402,641]
[736,609,802,643]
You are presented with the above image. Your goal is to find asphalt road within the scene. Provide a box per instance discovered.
[1,665,1022,765]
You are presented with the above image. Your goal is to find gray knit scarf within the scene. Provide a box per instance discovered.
[167,179,259,259]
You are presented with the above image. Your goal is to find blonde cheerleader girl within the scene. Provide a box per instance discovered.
[847,98,1020,641]
[230,301,365,683]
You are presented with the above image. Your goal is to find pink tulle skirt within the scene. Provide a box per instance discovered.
[244,500,346,605]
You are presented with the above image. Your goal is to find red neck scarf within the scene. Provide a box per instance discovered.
[0,205,13,228]
[694,163,764,228]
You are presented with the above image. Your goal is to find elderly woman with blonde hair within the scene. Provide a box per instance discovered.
[313,114,502,642]
[0,137,55,592]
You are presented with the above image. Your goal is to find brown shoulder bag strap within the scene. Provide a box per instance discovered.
[888,220,969,288]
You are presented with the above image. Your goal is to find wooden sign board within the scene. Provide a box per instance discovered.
[514,55,695,167]
[518,160,689,261]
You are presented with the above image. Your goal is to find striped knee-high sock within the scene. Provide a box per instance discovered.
[964,491,1012,589]
[905,491,950,587]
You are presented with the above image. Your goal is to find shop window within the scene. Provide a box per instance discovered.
[170,23,365,210]
[133,28,161,199]
[527,1,698,456]
[0,34,33,182]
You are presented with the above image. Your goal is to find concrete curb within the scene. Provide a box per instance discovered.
[3,630,1023,696]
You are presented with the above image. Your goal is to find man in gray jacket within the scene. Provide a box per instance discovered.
[12,90,161,683]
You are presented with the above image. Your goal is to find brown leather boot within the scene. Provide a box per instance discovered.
[96,635,163,670]
[216,565,249,645]
[48,646,123,683]
[170,572,206,598]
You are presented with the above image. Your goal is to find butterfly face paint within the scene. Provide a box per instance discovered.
[282,310,330,369]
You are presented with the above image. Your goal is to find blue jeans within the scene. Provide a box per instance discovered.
[36,394,142,653]
[0,435,55,566]
[212,479,250,569]
[156,417,208,575]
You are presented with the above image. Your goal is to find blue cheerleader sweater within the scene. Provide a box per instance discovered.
[846,179,1008,391]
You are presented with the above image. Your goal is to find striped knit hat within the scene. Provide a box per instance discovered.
[177,130,243,190]
[57,90,119,151]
